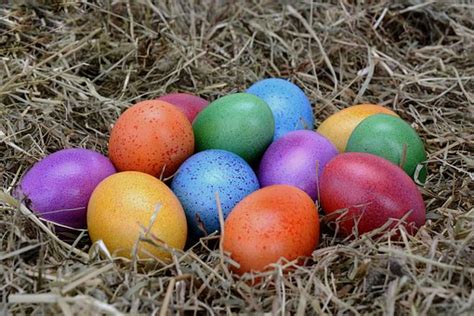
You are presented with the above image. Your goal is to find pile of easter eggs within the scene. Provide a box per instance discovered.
[15,78,427,274]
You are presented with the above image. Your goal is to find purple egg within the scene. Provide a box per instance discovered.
[16,148,116,229]
[258,130,338,200]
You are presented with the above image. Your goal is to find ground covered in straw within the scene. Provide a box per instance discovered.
[1,1,473,315]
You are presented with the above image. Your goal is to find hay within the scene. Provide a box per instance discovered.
[1,0,473,314]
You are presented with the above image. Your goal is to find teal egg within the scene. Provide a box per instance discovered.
[192,93,275,163]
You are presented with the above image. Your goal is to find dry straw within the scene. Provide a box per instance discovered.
[1,0,473,314]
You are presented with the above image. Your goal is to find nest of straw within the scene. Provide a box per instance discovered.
[1,1,473,314]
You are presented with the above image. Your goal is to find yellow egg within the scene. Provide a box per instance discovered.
[87,171,187,260]
[317,104,398,152]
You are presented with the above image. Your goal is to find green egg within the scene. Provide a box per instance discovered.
[346,114,428,183]
[193,93,274,163]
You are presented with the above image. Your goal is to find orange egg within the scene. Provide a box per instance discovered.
[108,100,194,178]
[223,185,319,274]
[87,171,187,260]
[317,104,398,152]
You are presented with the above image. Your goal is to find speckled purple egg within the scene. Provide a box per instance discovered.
[258,130,338,200]
[16,148,116,229]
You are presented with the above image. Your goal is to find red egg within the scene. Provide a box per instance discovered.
[320,153,425,236]
[223,185,320,274]
[158,93,209,122]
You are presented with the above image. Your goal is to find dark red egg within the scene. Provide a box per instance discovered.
[320,152,425,236]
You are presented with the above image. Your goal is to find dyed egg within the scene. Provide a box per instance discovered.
[317,104,398,152]
[258,130,338,200]
[346,114,428,183]
[108,100,194,178]
[223,185,320,274]
[320,153,426,236]
[158,93,209,122]
[193,93,274,163]
[171,149,259,241]
[15,148,116,229]
[246,78,314,140]
[87,171,187,259]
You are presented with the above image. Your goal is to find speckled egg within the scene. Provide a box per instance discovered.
[87,171,187,260]
[317,104,398,152]
[246,78,314,140]
[320,153,426,236]
[346,114,428,183]
[193,93,274,164]
[223,185,320,274]
[108,100,194,178]
[258,130,338,200]
[171,149,259,242]
[158,93,209,122]
[16,148,116,229]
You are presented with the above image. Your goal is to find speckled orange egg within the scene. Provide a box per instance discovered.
[317,104,398,152]
[87,171,187,260]
[108,100,194,178]
[223,185,320,274]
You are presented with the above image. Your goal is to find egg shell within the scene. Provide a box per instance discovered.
[346,114,428,183]
[320,152,426,236]
[108,100,194,178]
[171,149,259,242]
[193,93,274,163]
[87,171,187,260]
[317,104,398,152]
[223,185,320,274]
[246,78,314,140]
[157,93,209,122]
[16,148,116,229]
[258,130,338,200]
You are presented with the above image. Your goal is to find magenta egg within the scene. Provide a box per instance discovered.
[258,130,338,200]
[158,93,209,122]
[320,152,426,236]
[16,148,116,229]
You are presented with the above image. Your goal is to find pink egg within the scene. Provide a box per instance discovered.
[158,93,209,122]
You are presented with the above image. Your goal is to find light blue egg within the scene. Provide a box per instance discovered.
[171,149,260,241]
[246,78,314,140]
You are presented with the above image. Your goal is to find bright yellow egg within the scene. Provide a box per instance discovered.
[317,104,398,152]
[87,171,187,260]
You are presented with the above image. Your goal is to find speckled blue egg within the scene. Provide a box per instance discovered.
[171,149,260,241]
[246,78,314,140]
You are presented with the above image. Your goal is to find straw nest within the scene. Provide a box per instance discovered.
[1,1,473,315]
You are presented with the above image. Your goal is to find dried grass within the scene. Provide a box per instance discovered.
[1,0,473,314]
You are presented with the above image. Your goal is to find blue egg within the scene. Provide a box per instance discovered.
[171,149,260,241]
[246,78,314,140]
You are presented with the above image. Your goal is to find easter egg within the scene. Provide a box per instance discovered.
[108,100,194,178]
[346,114,428,183]
[246,78,314,140]
[193,93,274,163]
[171,149,259,241]
[258,130,338,200]
[15,148,116,229]
[320,153,426,236]
[317,104,398,152]
[87,171,187,259]
[223,185,319,274]
[158,93,209,122]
